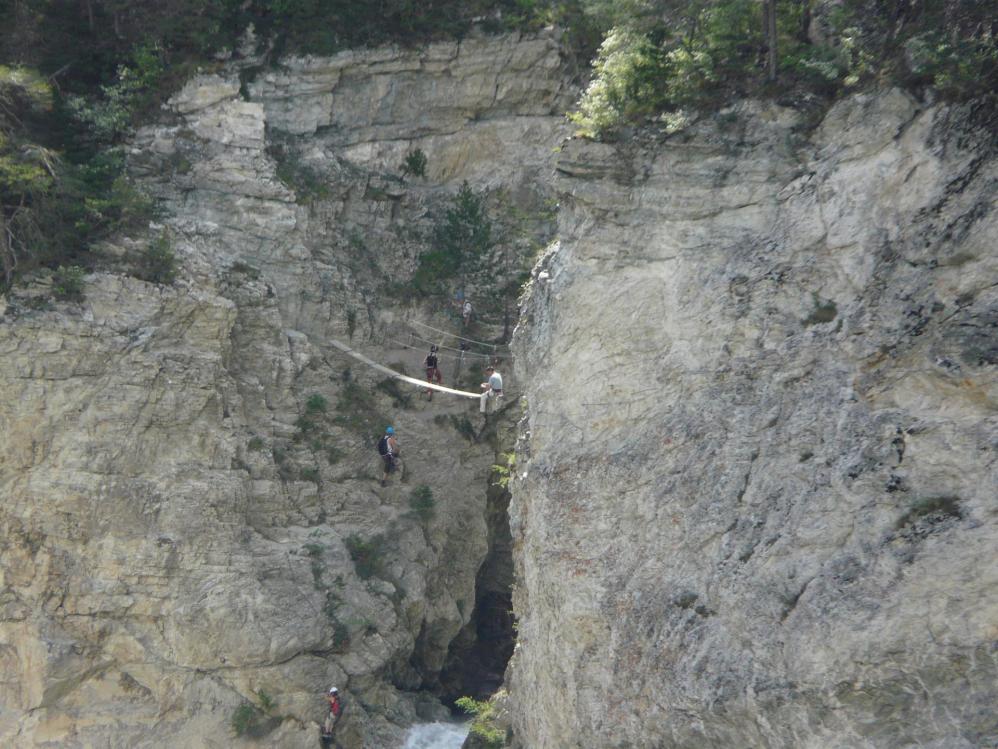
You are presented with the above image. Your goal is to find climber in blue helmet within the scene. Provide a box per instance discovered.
[377,426,399,486]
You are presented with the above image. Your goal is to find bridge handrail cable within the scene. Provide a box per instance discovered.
[327,338,481,399]
[407,318,511,350]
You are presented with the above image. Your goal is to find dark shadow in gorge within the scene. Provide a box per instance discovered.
[437,477,516,703]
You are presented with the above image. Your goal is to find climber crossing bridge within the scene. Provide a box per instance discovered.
[327,338,482,399]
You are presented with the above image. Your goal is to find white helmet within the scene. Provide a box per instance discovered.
[329,687,338,695]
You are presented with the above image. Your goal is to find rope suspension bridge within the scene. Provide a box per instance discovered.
[326,319,513,400]
[327,339,480,399]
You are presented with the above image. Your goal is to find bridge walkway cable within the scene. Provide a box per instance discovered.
[327,338,482,399]
[376,331,509,387]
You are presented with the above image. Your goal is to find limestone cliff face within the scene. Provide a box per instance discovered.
[0,32,569,748]
[510,91,998,748]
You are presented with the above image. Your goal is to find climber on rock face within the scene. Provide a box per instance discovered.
[377,426,399,487]
[424,345,442,400]
[321,687,341,738]
[480,365,503,415]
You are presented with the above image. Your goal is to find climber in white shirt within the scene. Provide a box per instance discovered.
[480,365,503,414]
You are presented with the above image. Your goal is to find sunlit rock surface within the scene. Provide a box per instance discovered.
[509,90,998,748]
[0,32,569,748]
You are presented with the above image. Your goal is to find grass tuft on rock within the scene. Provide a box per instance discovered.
[408,485,435,522]
[344,534,386,580]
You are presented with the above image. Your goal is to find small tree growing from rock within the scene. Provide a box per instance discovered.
[401,148,428,178]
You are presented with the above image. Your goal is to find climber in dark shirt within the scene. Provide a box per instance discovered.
[424,344,443,400]
[377,427,399,487]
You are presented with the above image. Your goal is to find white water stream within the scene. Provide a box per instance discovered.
[402,721,470,749]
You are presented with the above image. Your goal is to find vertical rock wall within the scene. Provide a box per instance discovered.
[510,91,998,748]
[0,32,570,748]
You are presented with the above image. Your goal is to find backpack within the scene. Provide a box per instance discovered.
[377,435,390,456]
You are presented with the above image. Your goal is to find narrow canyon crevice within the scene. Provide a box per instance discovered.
[436,476,516,704]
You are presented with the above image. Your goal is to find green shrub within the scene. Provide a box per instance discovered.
[273,445,296,481]
[411,182,493,296]
[267,137,329,202]
[323,593,351,650]
[230,702,261,737]
[256,689,276,713]
[1,71,154,289]
[456,696,505,749]
[408,485,435,522]
[64,42,166,144]
[903,31,998,98]
[230,695,278,738]
[376,377,413,409]
[782,45,846,91]
[344,534,386,580]
[803,295,838,326]
[300,466,320,483]
[333,381,387,438]
[89,174,157,233]
[566,0,998,138]
[136,234,176,285]
[304,543,326,588]
[570,1,762,138]
[332,619,350,651]
[347,229,367,253]
[303,543,325,558]
[401,148,428,178]
[294,416,318,440]
[345,307,357,339]
[230,261,261,280]
[52,265,85,302]
[895,497,962,531]
[20,295,53,311]
[449,414,478,443]
[569,27,664,137]
[491,452,516,490]
[306,393,328,414]
[247,436,265,451]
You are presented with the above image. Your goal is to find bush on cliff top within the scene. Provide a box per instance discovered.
[570,0,998,137]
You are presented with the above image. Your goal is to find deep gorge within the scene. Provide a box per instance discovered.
[2,21,997,749]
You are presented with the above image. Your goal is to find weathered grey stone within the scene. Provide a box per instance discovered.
[0,32,567,748]
[508,92,998,748]
[249,32,572,140]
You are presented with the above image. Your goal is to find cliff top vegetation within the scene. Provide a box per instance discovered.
[1,0,994,289]
[568,0,997,136]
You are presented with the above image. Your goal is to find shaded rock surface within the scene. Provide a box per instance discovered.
[0,32,569,748]
[509,91,998,748]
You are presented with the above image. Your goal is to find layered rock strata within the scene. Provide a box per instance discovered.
[510,91,998,748]
[0,32,569,748]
